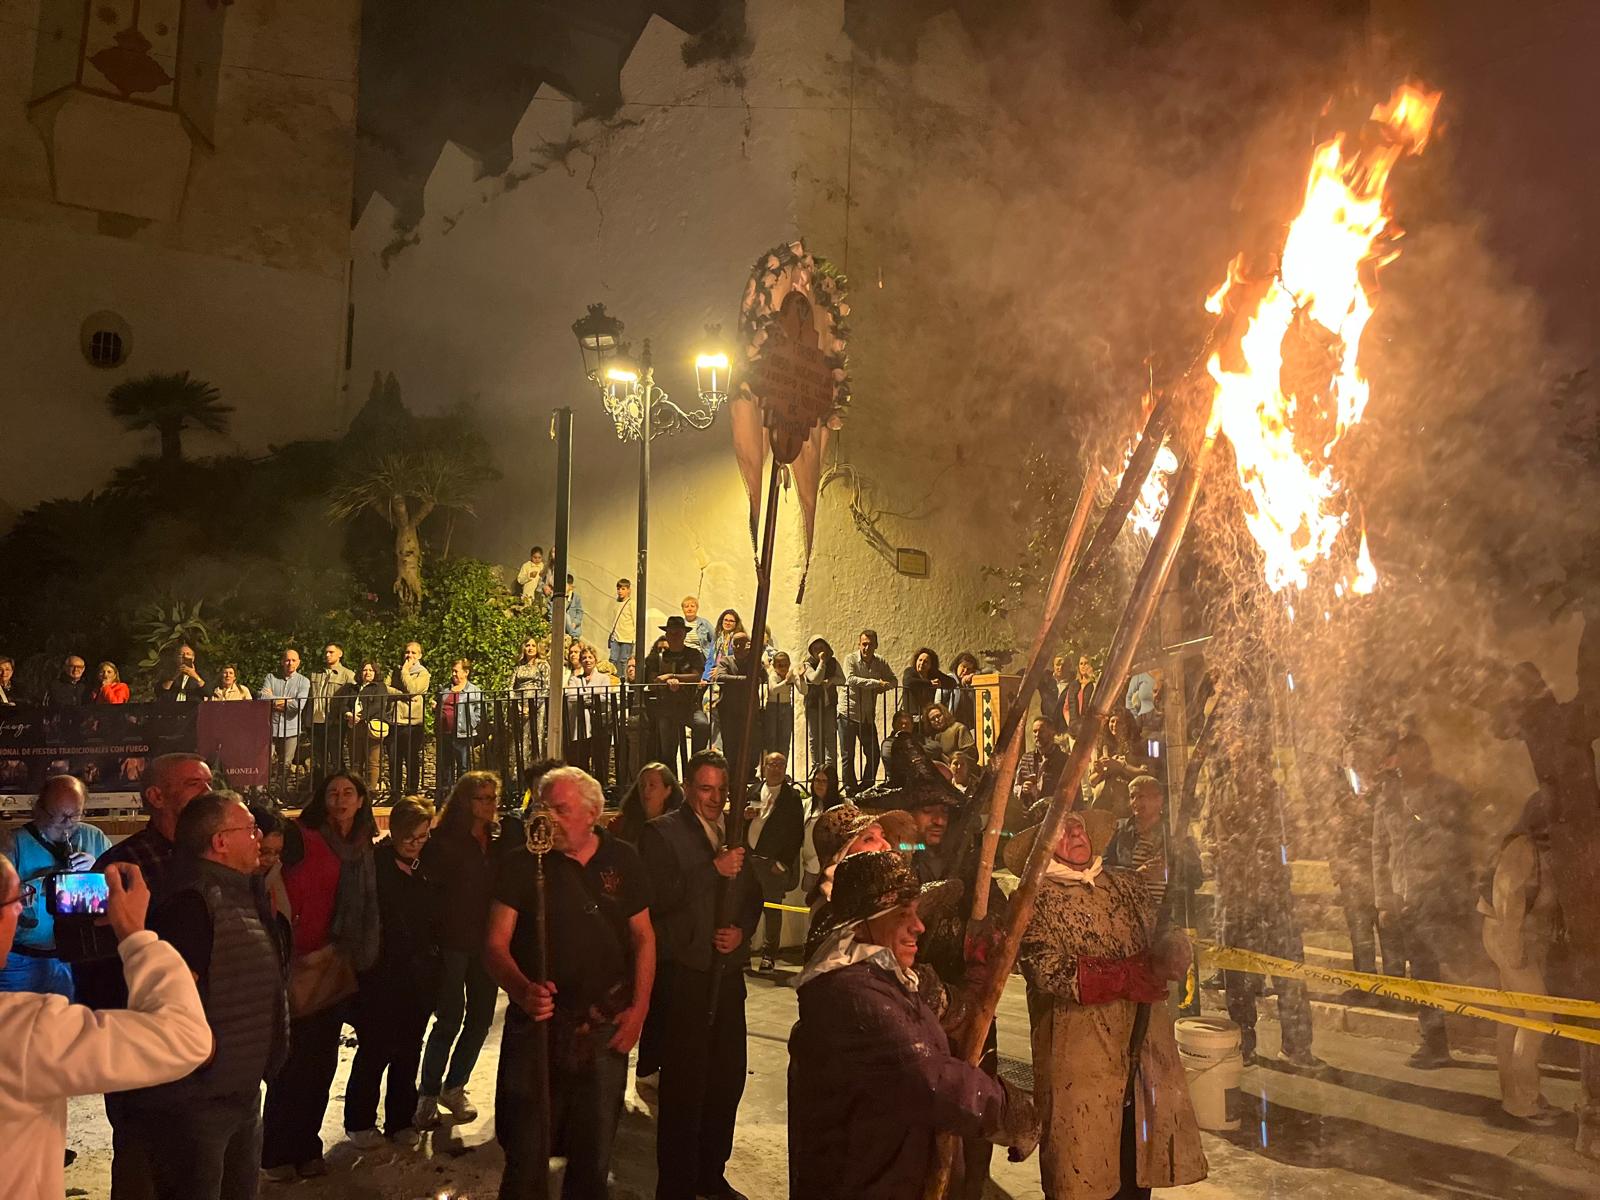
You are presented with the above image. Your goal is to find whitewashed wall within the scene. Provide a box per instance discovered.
[349,2,1028,669]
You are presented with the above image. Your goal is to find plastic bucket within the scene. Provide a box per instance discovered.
[1175,1016,1244,1132]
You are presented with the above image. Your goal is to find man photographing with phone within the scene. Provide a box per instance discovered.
[0,775,111,998]
[0,856,212,1199]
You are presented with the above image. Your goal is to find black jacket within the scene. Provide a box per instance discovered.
[421,823,511,954]
[370,838,439,986]
[789,961,1005,1200]
[747,780,806,867]
[43,674,92,707]
[639,804,761,971]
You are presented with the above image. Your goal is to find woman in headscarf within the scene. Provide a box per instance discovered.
[261,771,381,1180]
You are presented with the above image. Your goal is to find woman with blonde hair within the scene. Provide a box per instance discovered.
[416,770,507,1127]
[91,661,129,704]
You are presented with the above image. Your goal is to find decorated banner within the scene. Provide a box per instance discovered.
[729,239,851,600]
[0,700,271,809]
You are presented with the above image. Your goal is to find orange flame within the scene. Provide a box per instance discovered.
[1205,82,1439,595]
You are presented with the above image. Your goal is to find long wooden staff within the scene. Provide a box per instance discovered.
[925,412,1220,1200]
[970,451,1102,921]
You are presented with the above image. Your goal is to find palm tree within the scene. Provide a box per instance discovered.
[106,371,234,463]
[328,450,482,615]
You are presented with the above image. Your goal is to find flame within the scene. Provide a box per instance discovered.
[1205,82,1439,595]
[1125,441,1179,538]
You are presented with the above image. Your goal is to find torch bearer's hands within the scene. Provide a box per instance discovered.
[713,847,745,878]
[517,980,557,1022]
[608,1002,649,1053]
[712,926,744,954]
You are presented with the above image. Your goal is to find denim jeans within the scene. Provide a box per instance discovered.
[839,717,879,789]
[607,638,634,680]
[421,950,498,1094]
[496,1010,628,1200]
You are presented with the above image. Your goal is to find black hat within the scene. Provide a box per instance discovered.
[859,732,968,813]
[661,615,690,633]
[806,850,964,958]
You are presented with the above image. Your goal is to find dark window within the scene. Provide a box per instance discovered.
[88,329,125,368]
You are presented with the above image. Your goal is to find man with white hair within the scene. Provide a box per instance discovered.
[0,856,212,1199]
[0,775,110,997]
[485,766,655,1200]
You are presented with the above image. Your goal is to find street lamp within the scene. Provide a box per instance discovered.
[570,307,729,706]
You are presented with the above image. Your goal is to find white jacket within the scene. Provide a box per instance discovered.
[0,931,212,1199]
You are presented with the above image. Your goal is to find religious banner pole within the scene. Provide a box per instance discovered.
[525,808,556,1195]
[711,240,852,1024]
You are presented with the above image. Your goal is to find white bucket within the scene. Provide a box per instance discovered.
[1175,1016,1244,1132]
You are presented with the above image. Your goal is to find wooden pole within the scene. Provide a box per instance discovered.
[709,455,783,1022]
[923,422,1217,1200]
[971,452,1102,922]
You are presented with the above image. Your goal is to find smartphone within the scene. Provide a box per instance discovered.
[47,871,111,917]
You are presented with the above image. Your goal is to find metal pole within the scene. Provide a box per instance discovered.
[547,407,573,756]
[634,369,652,772]
[526,810,554,1193]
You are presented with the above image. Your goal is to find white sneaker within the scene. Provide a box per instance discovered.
[439,1086,478,1122]
[414,1095,441,1129]
[347,1128,385,1149]
[390,1126,423,1149]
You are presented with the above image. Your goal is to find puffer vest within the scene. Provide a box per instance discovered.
[135,860,288,1105]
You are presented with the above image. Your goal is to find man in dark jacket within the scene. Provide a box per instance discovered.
[108,790,288,1200]
[644,617,707,779]
[744,751,806,973]
[788,850,1034,1200]
[43,655,92,707]
[639,749,763,1200]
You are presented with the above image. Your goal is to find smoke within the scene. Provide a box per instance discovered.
[851,0,1591,841]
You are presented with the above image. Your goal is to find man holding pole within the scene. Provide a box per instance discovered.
[639,749,762,1200]
[486,766,654,1200]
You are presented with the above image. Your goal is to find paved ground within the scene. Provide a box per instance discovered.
[62,966,1600,1199]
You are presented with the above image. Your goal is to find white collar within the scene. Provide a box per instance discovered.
[1045,855,1103,886]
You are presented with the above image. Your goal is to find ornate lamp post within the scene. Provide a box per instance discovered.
[571,304,728,688]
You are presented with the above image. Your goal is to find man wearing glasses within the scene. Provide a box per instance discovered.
[107,790,290,1200]
[0,856,211,1199]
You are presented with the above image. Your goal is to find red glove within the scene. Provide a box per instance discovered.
[1077,952,1168,1005]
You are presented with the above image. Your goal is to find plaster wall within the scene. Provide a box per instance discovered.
[350,2,1027,669]
[0,0,359,506]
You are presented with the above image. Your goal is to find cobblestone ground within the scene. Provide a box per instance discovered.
[62,969,1599,1199]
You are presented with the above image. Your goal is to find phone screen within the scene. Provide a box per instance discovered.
[51,872,110,916]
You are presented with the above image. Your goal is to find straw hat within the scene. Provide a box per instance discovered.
[1002,809,1118,875]
[811,802,878,867]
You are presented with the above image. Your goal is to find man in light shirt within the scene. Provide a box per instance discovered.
[0,857,211,1200]
[607,578,637,679]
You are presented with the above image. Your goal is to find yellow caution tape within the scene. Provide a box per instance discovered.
[1199,940,1600,1047]
[764,901,811,914]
